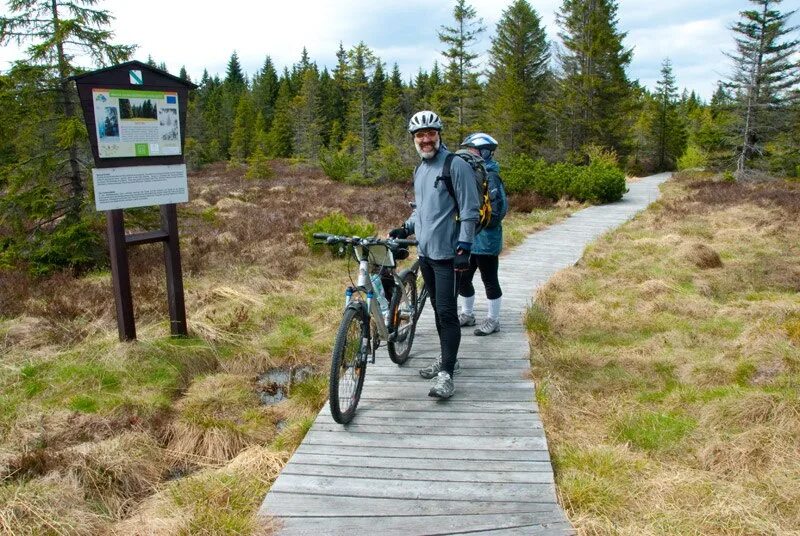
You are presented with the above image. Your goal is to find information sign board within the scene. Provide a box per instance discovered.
[92,164,188,211]
[93,89,182,158]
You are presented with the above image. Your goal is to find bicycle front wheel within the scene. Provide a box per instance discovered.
[329,304,368,424]
[387,272,418,365]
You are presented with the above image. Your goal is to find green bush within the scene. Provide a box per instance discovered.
[244,148,274,180]
[319,147,357,183]
[505,154,540,194]
[569,162,627,203]
[24,217,105,276]
[368,145,412,184]
[677,145,709,170]
[539,162,577,200]
[302,211,376,255]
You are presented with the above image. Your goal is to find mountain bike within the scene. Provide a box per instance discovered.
[314,233,419,424]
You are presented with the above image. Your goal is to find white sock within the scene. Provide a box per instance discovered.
[487,297,502,321]
[462,295,475,316]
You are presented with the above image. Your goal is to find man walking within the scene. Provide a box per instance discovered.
[389,111,480,399]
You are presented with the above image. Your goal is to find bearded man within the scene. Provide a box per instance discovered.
[388,111,480,399]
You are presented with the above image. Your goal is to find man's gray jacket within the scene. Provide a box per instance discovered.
[405,146,480,260]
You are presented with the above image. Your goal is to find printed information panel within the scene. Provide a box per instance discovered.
[93,88,181,158]
[93,164,188,211]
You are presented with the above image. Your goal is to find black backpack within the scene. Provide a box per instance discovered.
[437,150,506,234]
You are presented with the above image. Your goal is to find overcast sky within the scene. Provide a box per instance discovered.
[1,0,796,101]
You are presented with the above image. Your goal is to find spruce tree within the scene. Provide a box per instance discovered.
[486,0,550,156]
[0,0,133,272]
[725,0,799,175]
[292,69,324,161]
[438,0,486,141]
[555,0,633,157]
[266,80,294,158]
[229,92,257,162]
[653,58,688,171]
[252,56,279,129]
[345,42,380,179]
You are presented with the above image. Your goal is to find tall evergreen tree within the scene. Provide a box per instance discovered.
[653,58,688,170]
[438,0,486,141]
[486,0,550,156]
[555,0,633,157]
[329,42,350,149]
[345,42,380,179]
[1,0,133,272]
[725,0,799,175]
[229,92,257,162]
[225,51,247,87]
[252,56,279,128]
[292,69,324,160]
[266,80,294,158]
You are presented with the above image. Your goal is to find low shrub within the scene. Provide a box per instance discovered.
[302,211,376,254]
[678,145,709,170]
[569,162,627,203]
[319,147,357,183]
[244,148,274,180]
[506,154,625,203]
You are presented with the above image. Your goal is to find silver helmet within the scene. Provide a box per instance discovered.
[460,132,498,160]
[408,110,443,133]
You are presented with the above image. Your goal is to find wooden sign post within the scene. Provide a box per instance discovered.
[71,61,196,341]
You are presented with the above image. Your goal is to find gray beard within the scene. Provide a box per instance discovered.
[415,138,440,159]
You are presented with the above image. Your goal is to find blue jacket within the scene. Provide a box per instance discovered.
[404,146,480,260]
[472,158,507,256]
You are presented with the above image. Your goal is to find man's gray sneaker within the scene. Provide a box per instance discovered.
[419,356,461,379]
[474,317,500,336]
[458,312,476,327]
[428,371,455,398]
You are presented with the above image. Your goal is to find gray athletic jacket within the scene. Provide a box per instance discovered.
[404,146,480,260]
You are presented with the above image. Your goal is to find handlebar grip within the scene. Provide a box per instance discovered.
[312,233,332,239]
[393,239,418,247]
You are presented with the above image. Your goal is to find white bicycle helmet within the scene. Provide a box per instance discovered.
[460,132,498,151]
[461,132,498,160]
[408,110,443,133]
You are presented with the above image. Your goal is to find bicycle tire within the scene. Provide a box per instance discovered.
[329,304,368,424]
[415,278,429,322]
[387,271,418,365]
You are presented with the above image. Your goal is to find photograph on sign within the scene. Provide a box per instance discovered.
[92,164,189,211]
[93,89,181,158]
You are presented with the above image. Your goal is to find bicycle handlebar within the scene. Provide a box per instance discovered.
[312,233,418,249]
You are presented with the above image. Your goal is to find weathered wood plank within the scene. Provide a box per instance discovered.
[260,493,563,517]
[309,422,544,437]
[293,442,554,462]
[270,474,558,502]
[284,453,554,472]
[270,513,571,536]
[280,463,555,483]
[303,430,548,450]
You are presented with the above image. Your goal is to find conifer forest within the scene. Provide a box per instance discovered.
[1,0,799,276]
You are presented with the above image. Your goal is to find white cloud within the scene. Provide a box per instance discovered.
[0,0,766,100]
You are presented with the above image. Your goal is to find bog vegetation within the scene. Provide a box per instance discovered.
[530,171,800,534]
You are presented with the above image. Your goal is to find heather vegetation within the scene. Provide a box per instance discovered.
[530,171,800,534]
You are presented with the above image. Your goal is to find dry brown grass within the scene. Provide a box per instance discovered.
[532,171,800,534]
[166,374,275,465]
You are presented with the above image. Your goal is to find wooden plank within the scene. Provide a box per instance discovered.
[294,443,553,462]
[317,407,538,421]
[271,513,571,536]
[260,493,563,517]
[309,422,544,437]
[303,430,548,451]
[330,399,537,413]
[284,453,554,472]
[270,474,558,502]
[280,463,555,484]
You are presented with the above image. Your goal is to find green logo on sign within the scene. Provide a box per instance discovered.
[129,70,143,84]
[135,143,149,156]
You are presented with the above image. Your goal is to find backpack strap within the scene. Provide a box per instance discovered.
[436,153,460,217]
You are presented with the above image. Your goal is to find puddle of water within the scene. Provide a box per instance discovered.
[256,366,318,405]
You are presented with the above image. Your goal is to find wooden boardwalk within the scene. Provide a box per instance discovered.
[260,173,670,535]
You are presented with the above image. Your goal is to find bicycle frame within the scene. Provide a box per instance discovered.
[348,242,392,341]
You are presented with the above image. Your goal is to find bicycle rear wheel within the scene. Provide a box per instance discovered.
[329,304,368,424]
[387,272,418,365]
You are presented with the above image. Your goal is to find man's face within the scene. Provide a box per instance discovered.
[413,129,440,159]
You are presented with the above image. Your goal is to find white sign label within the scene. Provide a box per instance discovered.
[129,70,143,84]
[93,164,188,211]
